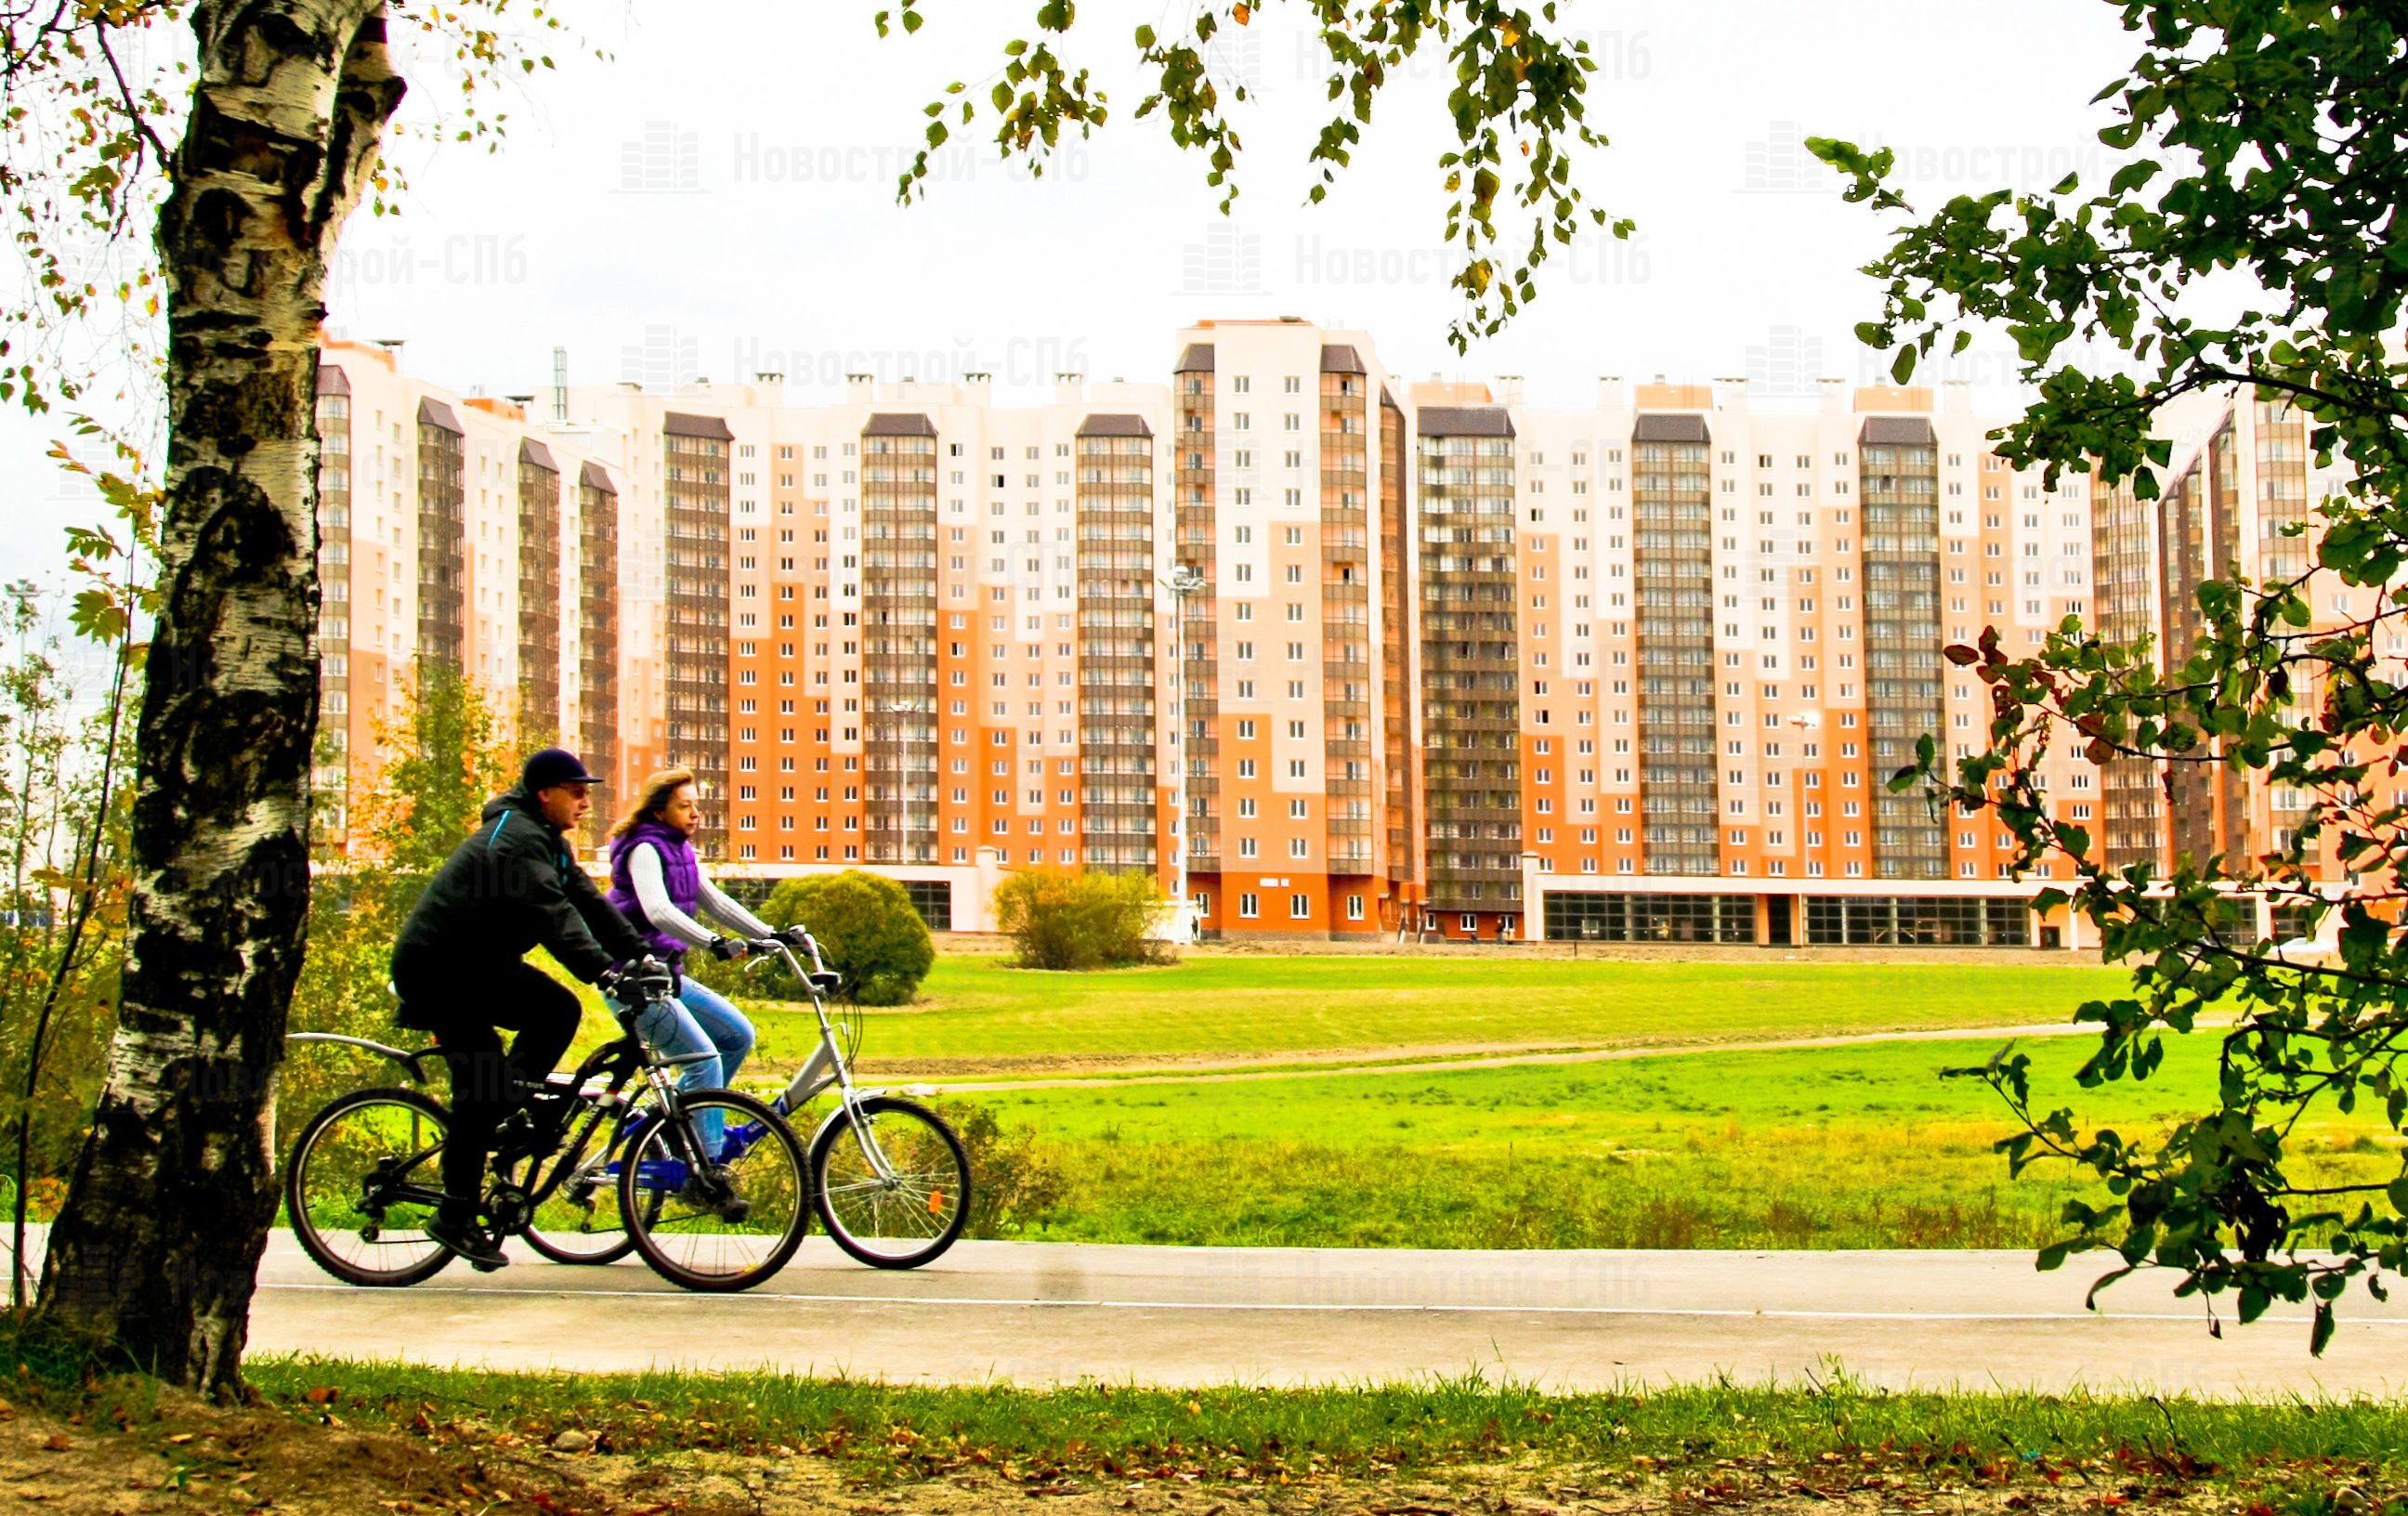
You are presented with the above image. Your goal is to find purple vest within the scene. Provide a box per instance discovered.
[608,819,702,961]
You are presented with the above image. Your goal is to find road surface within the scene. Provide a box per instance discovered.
[237,1232,2405,1397]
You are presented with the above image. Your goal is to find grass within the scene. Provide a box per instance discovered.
[933,1033,2399,1250]
[523,953,2360,1251]
[730,954,2139,1077]
[240,1354,2408,1497]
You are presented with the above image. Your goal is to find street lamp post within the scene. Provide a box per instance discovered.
[1160,564,1206,943]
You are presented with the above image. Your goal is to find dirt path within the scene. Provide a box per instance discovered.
[880,1019,2112,1092]
[0,1389,2266,1516]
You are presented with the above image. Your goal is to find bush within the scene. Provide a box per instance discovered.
[758,870,933,1006]
[926,1099,1068,1238]
[992,869,1172,971]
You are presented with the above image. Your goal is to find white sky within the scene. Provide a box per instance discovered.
[3,0,2139,590]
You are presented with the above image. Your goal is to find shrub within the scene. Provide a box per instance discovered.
[992,869,1172,971]
[759,870,933,1006]
[927,1099,1068,1238]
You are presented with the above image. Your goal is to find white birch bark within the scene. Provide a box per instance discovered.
[37,0,404,1394]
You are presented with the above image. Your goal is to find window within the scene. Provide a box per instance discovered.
[1346,895,1365,921]
[1239,892,1260,919]
[1290,894,1312,919]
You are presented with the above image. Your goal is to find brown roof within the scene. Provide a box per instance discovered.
[416,398,463,434]
[579,461,618,495]
[1417,405,1514,438]
[316,364,350,396]
[518,438,556,471]
[663,411,734,440]
[1319,344,1366,374]
[1173,343,1215,373]
[864,412,937,438]
[1379,385,1398,410]
[1859,416,1936,445]
[1633,413,1709,443]
[1077,413,1153,438]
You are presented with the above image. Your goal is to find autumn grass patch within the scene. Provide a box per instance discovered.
[243,1355,2408,1500]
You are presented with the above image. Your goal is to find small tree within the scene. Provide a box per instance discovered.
[993,869,1172,972]
[760,871,934,1006]
[354,661,520,876]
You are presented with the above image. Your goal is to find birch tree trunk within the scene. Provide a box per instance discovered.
[37,0,404,1394]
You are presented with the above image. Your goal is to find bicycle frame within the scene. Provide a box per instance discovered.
[290,995,724,1218]
[737,937,908,1186]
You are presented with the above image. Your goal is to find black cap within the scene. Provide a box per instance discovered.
[521,746,601,792]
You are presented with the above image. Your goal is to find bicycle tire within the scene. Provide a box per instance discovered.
[620,1088,809,1291]
[286,1086,457,1287]
[810,1095,971,1270]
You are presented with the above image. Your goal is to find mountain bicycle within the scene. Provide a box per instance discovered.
[517,929,973,1270]
[283,958,811,1291]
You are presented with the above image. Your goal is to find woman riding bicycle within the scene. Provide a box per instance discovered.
[605,768,780,1140]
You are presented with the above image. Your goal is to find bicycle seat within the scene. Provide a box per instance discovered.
[807,971,843,993]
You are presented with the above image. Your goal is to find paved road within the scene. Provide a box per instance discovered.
[242,1232,2407,1398]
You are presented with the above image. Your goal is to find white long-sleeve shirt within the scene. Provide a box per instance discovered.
[624,841,777,950]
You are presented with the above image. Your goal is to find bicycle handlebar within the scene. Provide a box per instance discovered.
[739,932,842,996]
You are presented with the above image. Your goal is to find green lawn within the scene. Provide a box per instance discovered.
[920,1030,2395,1251]
[553,952,2343,1252]
[736,954,2137,1078]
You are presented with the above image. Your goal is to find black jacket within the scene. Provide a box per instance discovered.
[390,788,647,1005]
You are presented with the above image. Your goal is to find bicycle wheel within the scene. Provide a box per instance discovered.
[519,1104,646,1265]
[810,1095,971,1269]
[621,1089,808,1291]
[286,1086,456,1287]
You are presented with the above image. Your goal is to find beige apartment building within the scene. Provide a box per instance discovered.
[312,324,2351,948]
[559,370,1177,930]
[311,339,635,849]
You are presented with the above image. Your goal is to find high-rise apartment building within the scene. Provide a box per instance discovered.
[313,329,2358,948]
[2082,388,2359,911]
[1168,322,1420,936]
[309,340,631,853]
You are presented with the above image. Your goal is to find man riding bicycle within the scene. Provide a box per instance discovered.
[390,746,649,1270]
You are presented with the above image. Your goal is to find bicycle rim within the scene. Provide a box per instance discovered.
[287,1089,454,1287]
[621,1090,808,1290]
[813,1096,970,1269]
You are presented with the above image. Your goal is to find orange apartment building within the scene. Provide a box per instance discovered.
[312,329,2352,948]
[1440,376,2098,946]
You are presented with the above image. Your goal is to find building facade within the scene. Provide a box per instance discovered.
[311,327,2351,948]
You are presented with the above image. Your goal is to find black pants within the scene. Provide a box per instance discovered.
[395,960,582,1212]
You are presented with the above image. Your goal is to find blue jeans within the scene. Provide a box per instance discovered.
[635,976,756,1150]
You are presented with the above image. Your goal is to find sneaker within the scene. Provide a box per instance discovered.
[425,1209,509,1272]
[677,1164,751,1224]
